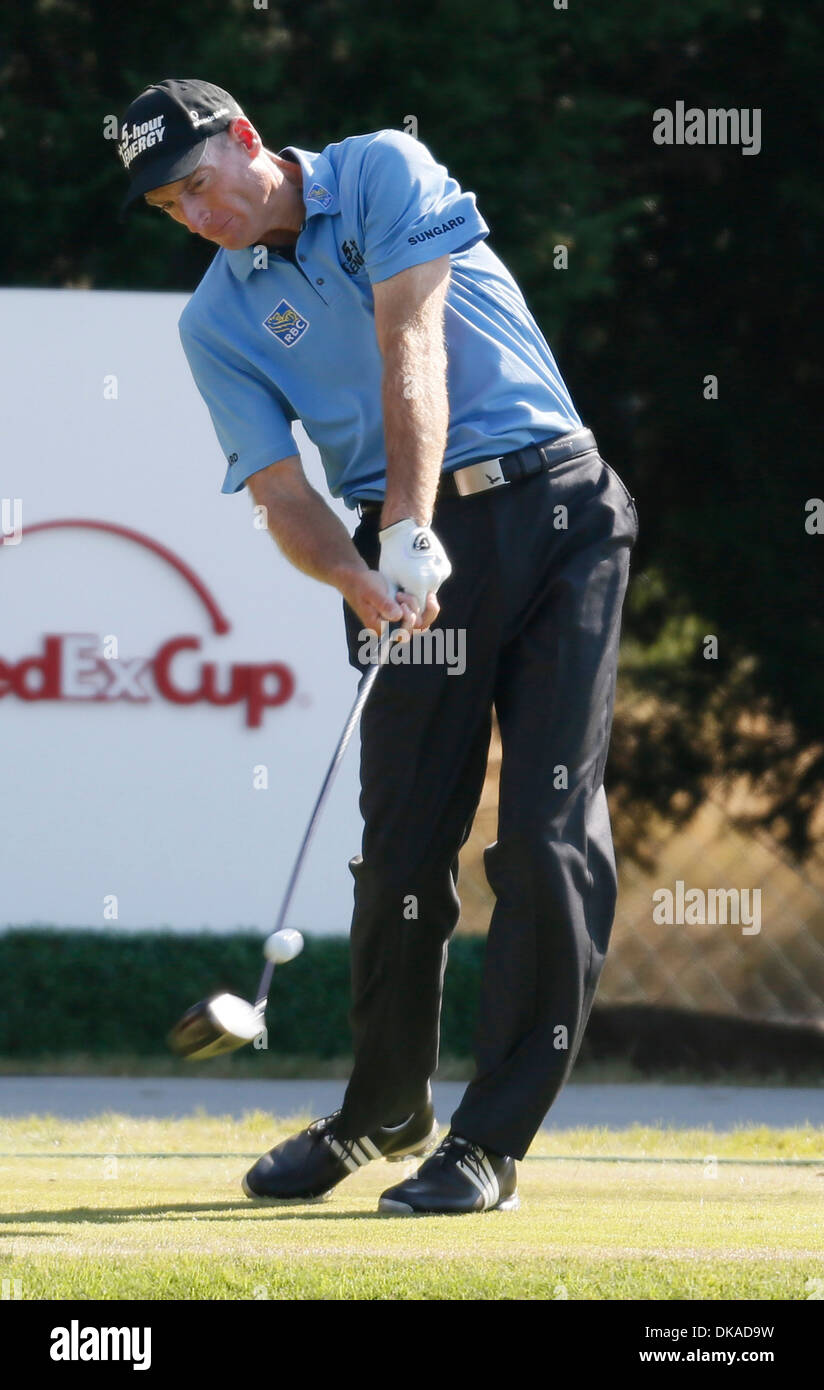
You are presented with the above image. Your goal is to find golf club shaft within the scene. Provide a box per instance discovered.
[253,621,400,1011]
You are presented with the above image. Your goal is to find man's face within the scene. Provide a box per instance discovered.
[143,123,296,250]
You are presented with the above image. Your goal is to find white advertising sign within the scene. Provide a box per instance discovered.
[0,288,365,933]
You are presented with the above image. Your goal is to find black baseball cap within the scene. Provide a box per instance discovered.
[118,79,244,213]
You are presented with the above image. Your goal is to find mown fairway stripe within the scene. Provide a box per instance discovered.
[0,1153,820,1165]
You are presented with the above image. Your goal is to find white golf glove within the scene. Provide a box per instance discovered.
[378,518,452,613]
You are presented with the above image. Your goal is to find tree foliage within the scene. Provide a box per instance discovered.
[2,0,821,854]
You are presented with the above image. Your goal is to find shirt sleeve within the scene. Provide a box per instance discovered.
[178,311,298,494]
[356,130,490,284]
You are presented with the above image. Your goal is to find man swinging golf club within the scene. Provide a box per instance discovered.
[117,79,638,1215]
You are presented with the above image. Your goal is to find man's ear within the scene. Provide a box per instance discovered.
[228,117,260,156]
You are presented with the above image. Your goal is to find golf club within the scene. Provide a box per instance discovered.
[168,619,401,1059]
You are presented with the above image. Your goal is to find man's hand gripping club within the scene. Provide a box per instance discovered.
[340,517,451,640]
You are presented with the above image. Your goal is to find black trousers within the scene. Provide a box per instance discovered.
[335,440,638,1160]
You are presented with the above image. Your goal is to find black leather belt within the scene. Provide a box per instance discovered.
[356,428,597,515]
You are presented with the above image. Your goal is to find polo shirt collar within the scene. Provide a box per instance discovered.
[226,146,339,282]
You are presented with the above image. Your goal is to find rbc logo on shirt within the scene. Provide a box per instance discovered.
[263,300,310,348]
[306,182,333,208]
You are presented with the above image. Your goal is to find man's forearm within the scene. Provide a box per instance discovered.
[256,477,367,594]
[380,317,449,529]
[247,459,419,635]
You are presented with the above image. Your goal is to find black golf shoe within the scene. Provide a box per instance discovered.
[378,1132,519,1214]
[242,1102,439,1201]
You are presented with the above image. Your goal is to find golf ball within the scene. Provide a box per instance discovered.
[263,928,304,964]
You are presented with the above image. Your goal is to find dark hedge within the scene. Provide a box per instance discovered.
[2,929,821,1079]
[0,929,484,1059]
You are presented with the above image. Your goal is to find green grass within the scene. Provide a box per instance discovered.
[1,1113,821,1300]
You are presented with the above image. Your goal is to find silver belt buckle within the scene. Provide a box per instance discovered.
[453,456,508,497]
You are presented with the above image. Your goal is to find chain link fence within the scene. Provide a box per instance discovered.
[458,731,824,1027]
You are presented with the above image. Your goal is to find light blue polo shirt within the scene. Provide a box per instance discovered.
[178,129,582,506]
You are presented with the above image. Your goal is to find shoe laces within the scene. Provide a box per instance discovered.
[432,1133,487,1176]
[309,1111,363,1165]
[308,1110,341,1137]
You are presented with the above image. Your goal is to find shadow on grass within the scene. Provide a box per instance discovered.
[1,1201,388,1224]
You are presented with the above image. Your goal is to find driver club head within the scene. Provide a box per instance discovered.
[167,992,264,1060]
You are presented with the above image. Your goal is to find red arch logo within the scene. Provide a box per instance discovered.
[6,518,231,635]
[0,517,294,726]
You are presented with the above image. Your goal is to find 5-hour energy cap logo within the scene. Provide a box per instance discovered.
[263,299,309,347]
[119,115,166,169]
